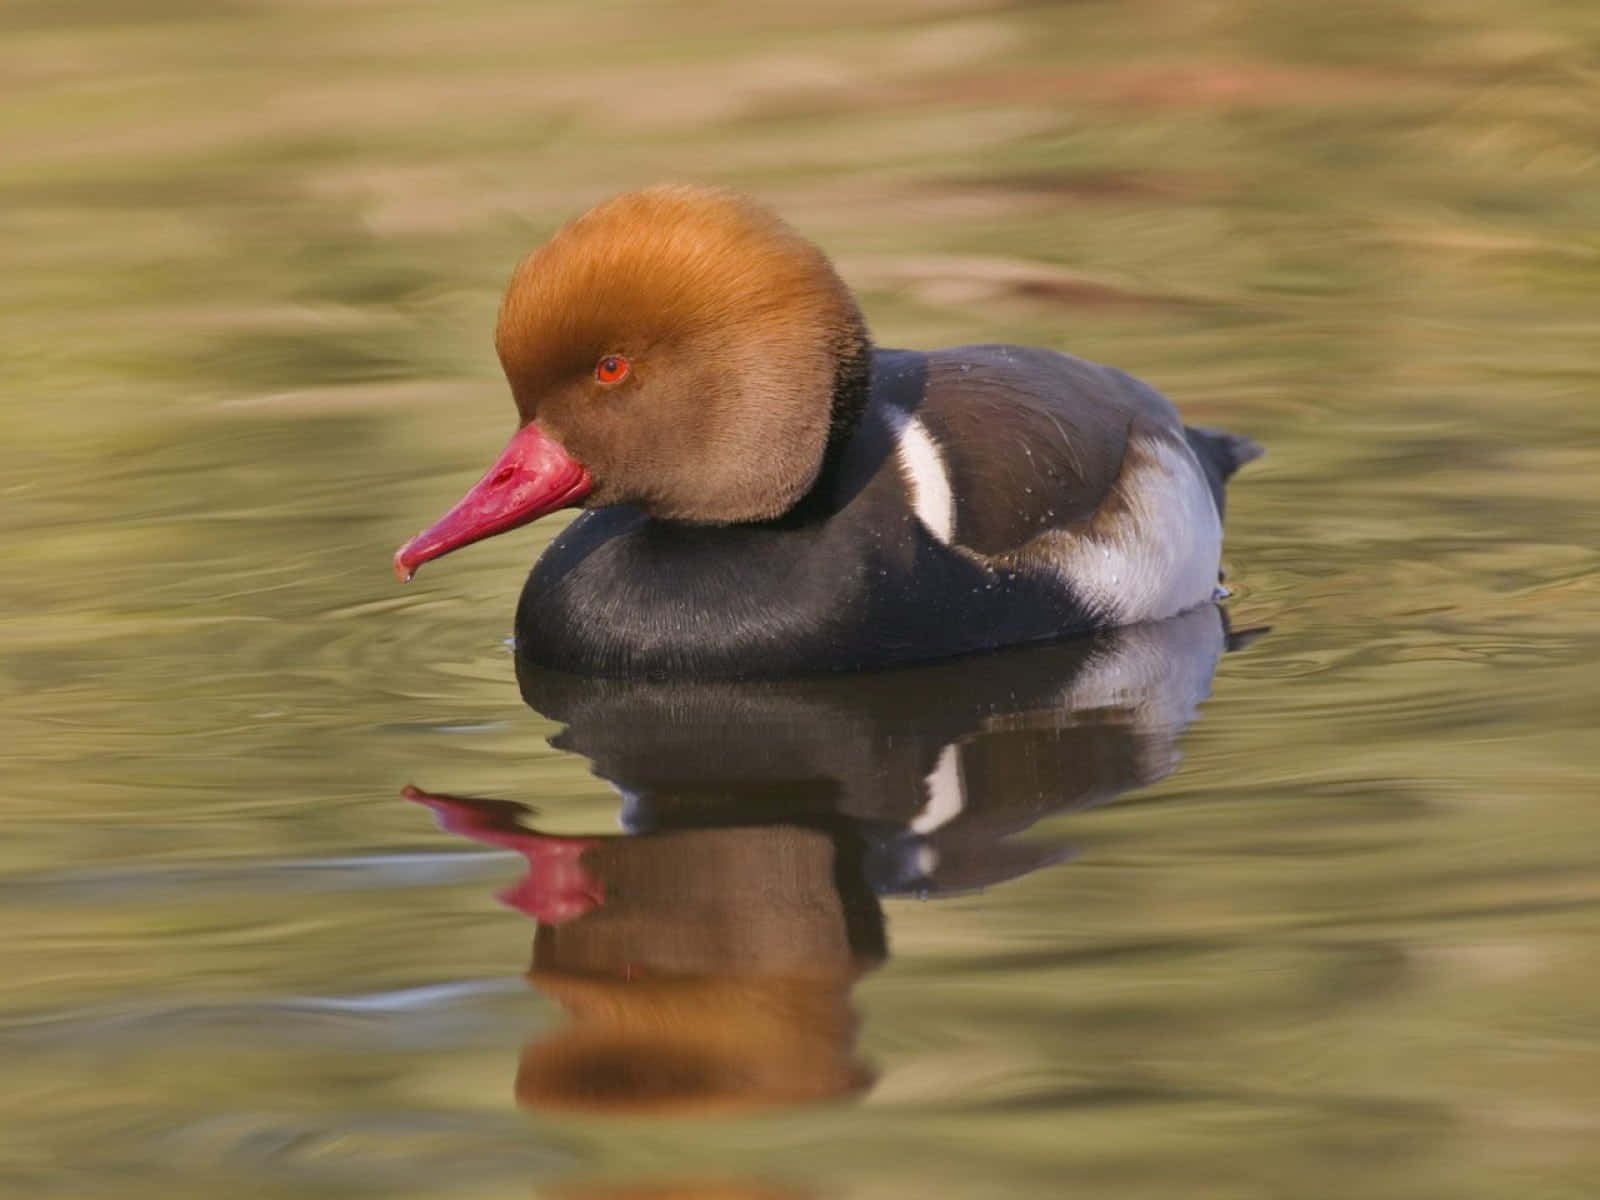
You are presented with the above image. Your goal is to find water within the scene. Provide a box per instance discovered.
[4,2,1598,1197]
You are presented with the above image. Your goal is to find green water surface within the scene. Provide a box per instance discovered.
[3,2,1598,1197]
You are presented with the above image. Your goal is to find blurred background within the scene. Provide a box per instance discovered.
[3,1,1598,1198]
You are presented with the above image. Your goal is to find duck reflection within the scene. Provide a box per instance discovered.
[407,603,1253,1117]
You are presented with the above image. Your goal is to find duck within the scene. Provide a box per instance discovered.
[393,185,1262,678]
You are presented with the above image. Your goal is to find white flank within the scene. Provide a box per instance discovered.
[1060,434,1221,624]
[884,406,955,543]
[910,744,965,835]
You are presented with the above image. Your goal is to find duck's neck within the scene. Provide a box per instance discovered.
[825,325,874,464]
[778,328,874,526]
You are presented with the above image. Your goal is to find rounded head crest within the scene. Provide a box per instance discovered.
[494,186,870,523]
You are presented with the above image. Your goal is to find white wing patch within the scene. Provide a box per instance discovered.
[884,406,955,544]
[1057,433,1222,624]
[910,743,965,835]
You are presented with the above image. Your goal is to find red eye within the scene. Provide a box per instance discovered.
[595,355,629,384]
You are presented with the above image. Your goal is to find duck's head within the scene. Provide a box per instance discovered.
[394,186,870,581]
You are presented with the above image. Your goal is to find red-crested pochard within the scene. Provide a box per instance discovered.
[394,185,1261,678]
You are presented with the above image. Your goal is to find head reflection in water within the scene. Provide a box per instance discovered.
[410,787,883,1114]
[407,603,1258,1117]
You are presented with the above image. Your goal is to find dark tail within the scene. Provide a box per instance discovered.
[1184,426,1264,519]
